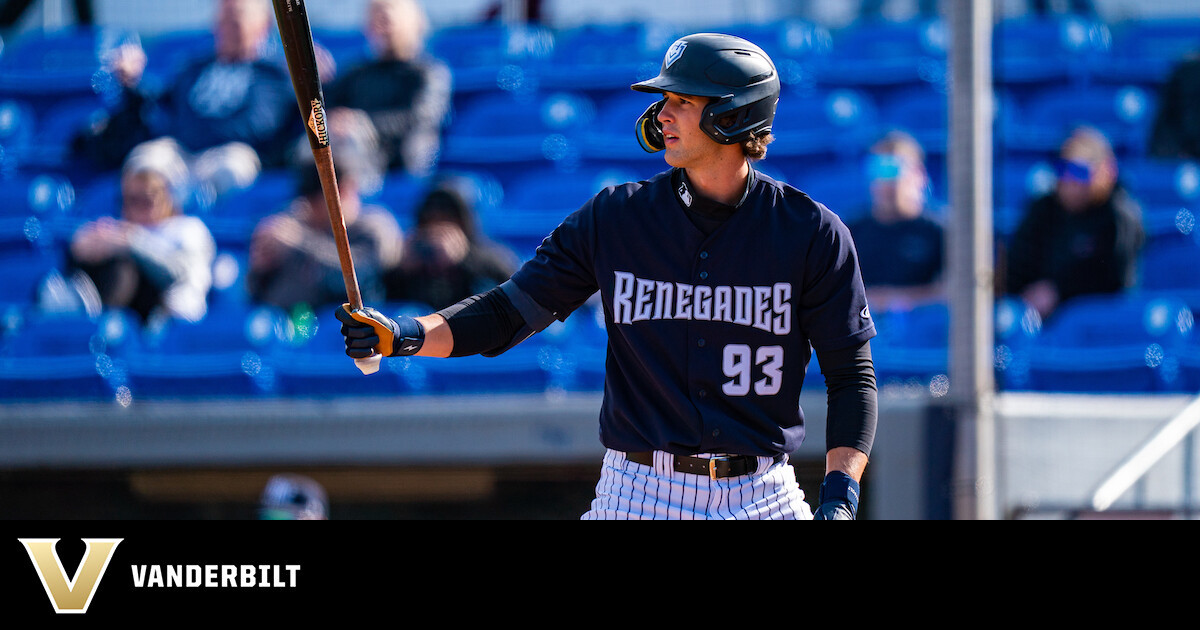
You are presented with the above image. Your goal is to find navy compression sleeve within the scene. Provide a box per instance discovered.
[816,339,879,458]
[435,286,527,357]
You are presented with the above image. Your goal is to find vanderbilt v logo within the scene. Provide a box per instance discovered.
[19,538,123,614]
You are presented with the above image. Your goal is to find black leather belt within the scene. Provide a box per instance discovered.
[625,451,783,479]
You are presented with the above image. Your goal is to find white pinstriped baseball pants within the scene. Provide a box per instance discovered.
[581,449,814,520]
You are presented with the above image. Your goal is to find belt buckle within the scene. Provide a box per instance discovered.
[708,455,732,480]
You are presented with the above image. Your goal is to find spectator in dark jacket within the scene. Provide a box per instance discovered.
[385,180,519,310]
[1004,126,1145,320]
[247,108,402,314]
[1148,53,1200,161]
[325,0,451,176]
[73,0,296,196]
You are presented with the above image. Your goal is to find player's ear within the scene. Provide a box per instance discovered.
[636,98,667,153]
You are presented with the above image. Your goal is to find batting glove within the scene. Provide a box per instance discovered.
[334,304,425,358]
[813,471,860,520]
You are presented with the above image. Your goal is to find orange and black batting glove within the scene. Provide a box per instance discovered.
[334,304,425,358]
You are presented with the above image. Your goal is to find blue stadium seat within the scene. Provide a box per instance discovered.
[0,172,77,217]
[1121,157,1200,208]
[579,90,671,163]
[0,306,137,358]
[1019,293,1194,392]
[417,337,554,394]
[0,248,61,313]
[1139,238,1200,293]
[815,18,948,88]
[0,98,36,167]
[479,165,634,256]
[426,23,556,93]
[440,90,595,167]
[0,172,77,248]
[124,305,288,398]
[422,169,506,216]
[720,20,834,66]
[0,308,139,401]
[532,301,608,392]
[878,85,948,154]
[501,165,635,212]
[202,169,296,248]
[992,156,1057,235]
[0,26,138,100]
[206,250,252,317]
[771,155,871,222]
[992,15,1112,87]
[1180,332,1200,391]
[769,87,882,159]
[266,307,409,397]
[23,94,106,168]
[367,172,430,228]
[868,302,949,386]
[1005,83,1156,156]
[1093,18,1200,87]
[1119,157,1200,240]
[540,22,670,92]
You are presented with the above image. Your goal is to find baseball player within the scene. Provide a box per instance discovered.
[337,33,878,520]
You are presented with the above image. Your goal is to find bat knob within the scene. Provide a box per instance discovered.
[355,353,383,375]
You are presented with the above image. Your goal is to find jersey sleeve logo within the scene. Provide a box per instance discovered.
[664,40,688,69]
[861,305,871,320]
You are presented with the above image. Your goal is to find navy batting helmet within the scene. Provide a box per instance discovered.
[632,33,780,152]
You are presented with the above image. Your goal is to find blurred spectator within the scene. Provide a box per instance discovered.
[1025,0,1097,16]
[855,0,1096,20]
[247,107,402,314]
[73,0,296,196]
[258,473,328,520]
[64,139,216,324]
[384,180,520,310]
[71,39,158,172]
[1148,52,1200,161]
[325,0,451,176]
[857,0,940,20]
[1004,126,1145,320]
[846,130,945,313]
[0,0,91,29]
[481,0,544,22]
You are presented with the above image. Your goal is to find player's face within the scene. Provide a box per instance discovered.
[657,92,722,168]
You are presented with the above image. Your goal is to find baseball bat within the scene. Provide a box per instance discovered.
[271,0,381,375]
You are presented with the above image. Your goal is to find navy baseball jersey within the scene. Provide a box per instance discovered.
[508,167,876,457]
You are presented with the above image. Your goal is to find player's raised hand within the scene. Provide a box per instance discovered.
[813,471,860,520]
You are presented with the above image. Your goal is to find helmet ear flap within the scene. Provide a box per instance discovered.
[636,98,666,153]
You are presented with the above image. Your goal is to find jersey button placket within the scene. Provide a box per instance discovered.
[693,248,712,437]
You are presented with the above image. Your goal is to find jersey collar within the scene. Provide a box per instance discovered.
[673,163,757,212]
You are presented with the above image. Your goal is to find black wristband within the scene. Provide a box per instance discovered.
[818,470,861,512]
[391,316,426,356]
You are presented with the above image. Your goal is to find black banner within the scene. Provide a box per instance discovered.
[0,521,568,620]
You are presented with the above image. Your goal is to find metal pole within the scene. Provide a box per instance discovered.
[947,0,996,520]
